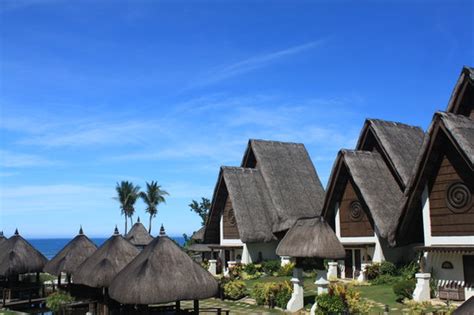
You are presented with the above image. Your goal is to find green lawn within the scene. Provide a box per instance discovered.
[357,283,402,309]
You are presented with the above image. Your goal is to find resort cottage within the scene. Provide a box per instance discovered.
[203,139,325,271]
[322,119,424,279]
[397,66,474,301]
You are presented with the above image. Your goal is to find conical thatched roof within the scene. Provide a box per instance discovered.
[276,217,345,259]
[0,229,48,276]
[454,296,474,315]
[44,227,98,276]
[190,226,205,241]
[109,226,218,305]
[125,217,153,247]
[73,227,139,288]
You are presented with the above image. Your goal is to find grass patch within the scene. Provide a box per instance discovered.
[357,283,402,309]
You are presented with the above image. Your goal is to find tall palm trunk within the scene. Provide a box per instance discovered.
[149,215,152,233]
[124,217,128,235]
[130,216,133,230]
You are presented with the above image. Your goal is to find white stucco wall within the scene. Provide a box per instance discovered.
[242,242,279,264]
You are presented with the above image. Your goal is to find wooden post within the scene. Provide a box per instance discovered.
[176,300,181,314]
[193,300,199,314]
[58,274,61,287]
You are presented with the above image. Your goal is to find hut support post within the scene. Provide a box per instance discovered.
[286,260,304,312]
[193,300,199,314]
[176,300,181,314]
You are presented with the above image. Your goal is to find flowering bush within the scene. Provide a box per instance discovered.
[251,281,292,308]
[223,280,247,300]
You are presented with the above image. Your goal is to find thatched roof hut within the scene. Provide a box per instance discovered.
[109,226,218,305]
[73,227,139,288]
[276,217,345,259]
[44,227,97,276]
[454,296,474,315]
[125,217,153,247]
[0,229,48,277]
[0,231,5,245]
[190,226,205,241]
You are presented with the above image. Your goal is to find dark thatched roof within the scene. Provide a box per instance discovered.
[0,229,48,277]
[276,217,345,259]
[222,167,277,243]
[204,139,325,244]
[243,139,325,232]
[73,227,139,288]
[109,227,218,305]
[322,150,404,244]
[396,112,474,246]
[125,217,154,247]
[446,66,474,116]
[190,226,205,241]
[453,296,474,315]
[0,231,5,245]
[44,227,97,276]
[356,119,424,188]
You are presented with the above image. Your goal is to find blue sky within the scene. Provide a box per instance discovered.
[0,0,473,238]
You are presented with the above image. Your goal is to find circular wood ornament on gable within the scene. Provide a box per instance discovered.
[446,182,472,214]
[228,208,237,226]
[350,201,363,221]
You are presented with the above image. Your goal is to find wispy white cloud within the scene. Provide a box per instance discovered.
[0,150,57,168]
[191,40,326,87]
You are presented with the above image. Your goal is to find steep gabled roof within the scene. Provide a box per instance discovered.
[322,150,404,244]
[125,217,154,247]
[204,139,325,244]
[222,167,277,243]
[397,112,474,244]
[241,139,325,232]
[446,66,474,116]
[356,119,425,188]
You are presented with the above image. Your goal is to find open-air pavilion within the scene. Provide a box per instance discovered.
[109,225,219,314]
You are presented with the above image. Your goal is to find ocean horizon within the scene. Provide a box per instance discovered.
[28,236,186,260]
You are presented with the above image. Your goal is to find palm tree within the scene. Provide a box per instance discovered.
[140,181,168,233]
[114,181,141,234]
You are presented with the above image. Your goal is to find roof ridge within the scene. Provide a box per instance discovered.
[367,118,423,130]
[249,138,305,146]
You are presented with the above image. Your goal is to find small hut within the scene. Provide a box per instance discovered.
[43,226,97,284]
[109,225,218,313]
[276,217,345,313]
[190,226,205,242]
[73,226,139,288]
[125,217,154,249]
[0,229,48,278]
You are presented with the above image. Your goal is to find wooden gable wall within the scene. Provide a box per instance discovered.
[222,196,240,239]
[339,179,374,237]
[429,154,474,236]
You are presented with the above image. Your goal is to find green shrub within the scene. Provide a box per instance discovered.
[278,262,295,276]
[243,263,261,275]
[380,261,397,276]
[228,263,244,280]
[261,260,280,275]
[393,279,416,301]
[398,260,419,280]
[365,263,381,280]
[315,293,346,314]
[251,281,292,308]
[46,291,75,312]
[370,274,401,285]
[223,280,247,300]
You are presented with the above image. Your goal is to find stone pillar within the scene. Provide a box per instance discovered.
[315,269,329,295]
[286,267,304,312]
[338,260,345,279]
[280,256,292,266]
[413,273,431,302]
[208,259,217,276]
[327,262,338,281]
[227,261,237,270]
[357,263,369,282]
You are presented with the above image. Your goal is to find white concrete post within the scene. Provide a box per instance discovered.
[280,256,292,266]
[413,273,431,302]
[327,262,338,281]
[357,263,369,282]
[315,269,329,295]
[286,267,304,312]
[227,261,237,270]
[208,259,217,276]
[338,260,345,279]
